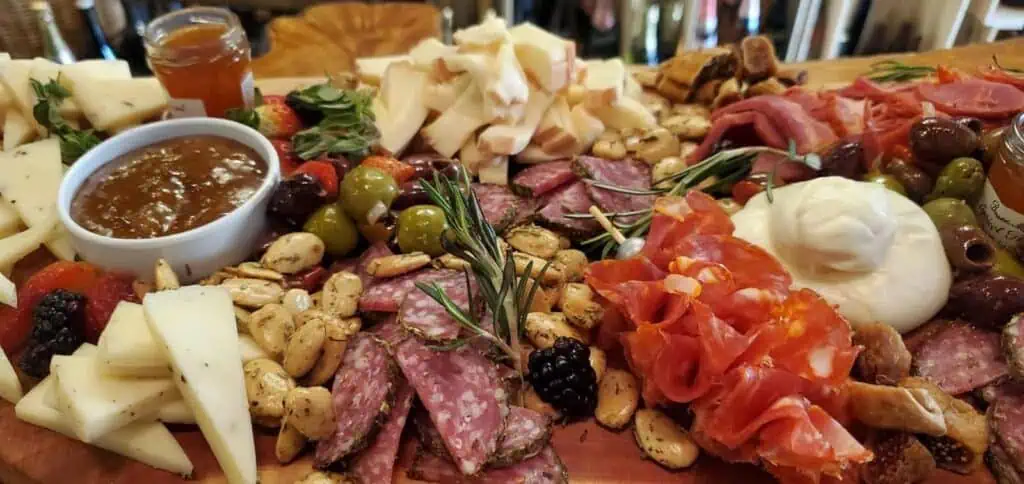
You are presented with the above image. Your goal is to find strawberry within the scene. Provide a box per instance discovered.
[272,139,303,175]
[83,272,138,343]
[293,160,339,199]
[255,95,303,139]
[4,261,103,352]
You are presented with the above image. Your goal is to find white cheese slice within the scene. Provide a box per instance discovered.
[3,109,36,151]
[0,138,76,261]
[453,15,510,48]
[355,55,410,86]
[29,58,82,123]
[569,104,604,153]
[582,58,626,106]
[374,61,429,156]
[0,271,14,308]
[478,87,553,156]
[57,59,131,88]
[238,335,269,363]
[51,354,177,442]
[588,96,657,133]
[0,59,39,133]
[157,399,195,425]
[144,286,256,484]
[422,85,488,158]
[97,301,171,378]
[0,198,21,238]
[408,38,456,70]
[61,75,167,131]
[0,212,58,269]
[0,53,11,114]
[15,345,193,476]
[508,22,575,93]
[0,345,22,403]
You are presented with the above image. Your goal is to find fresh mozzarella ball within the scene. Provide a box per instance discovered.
[732,177,951,333]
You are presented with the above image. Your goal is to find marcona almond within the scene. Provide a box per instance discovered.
[244,359,295,420]
[633,409,700,470]
[282,288,314,315]
[366,252,431,278]
[506,225,561,259]
[247,304,295,357]
[261,232,326,274]
[283,319,327,378]
[222,278,284,308]
[525,312,585,349]
[225,262,285,281]
[153,259,180,291]
[284,387,336,440]
[321,272,362,318]
[595,369,638,429]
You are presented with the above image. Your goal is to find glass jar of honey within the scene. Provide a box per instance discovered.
[976,113,1024,258]
[145,7,254,118]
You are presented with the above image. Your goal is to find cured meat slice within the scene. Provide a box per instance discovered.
[918,79,1024,119]
[911,322,1008,395]
[979,378,1024,404]
[358,269,457,313]
[396,337,508,475]
[990,394,1024,475]
[987,442,1024,484]
[368,315,408,350]
[400,274,473,342]
[1004,314,1024,381]
[535,181,600,238]
[511,161,577,198]
[314,334,398,468]
[408,446,568,484]
[491,407,553,467]
[573,156,655,224]
[472,183,526,232]
[350,382,415,484]
[413,405,450,458]
[348,243,395,288]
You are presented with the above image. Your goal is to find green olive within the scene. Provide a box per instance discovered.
[397,205,448,256]
[981,127,1006,166]
[921,197,978,230]
[339,166,399,224]
[862,172,907,196]
[303,204,359,257]
[927,157,985,201]
[992,246,1024,279]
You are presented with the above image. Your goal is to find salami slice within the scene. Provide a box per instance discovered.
[979,378,1024,405]
[535,181,600,238]
[314,334,398,468]
[1004,314,1024,381]
[413,405,451,458]
[358,269,457,313]
[912,322,1008,395]
[473,184,526,232]
[368,316,409,350]
[491,407,553,467]
[989,394,1024,478]
[396,337,508,475]
[573,156,655,225]
[408,446,568,484]
[918,79,1024,119]
[349,381,415,484]
[400,274,474,342]
[511,161,577,198]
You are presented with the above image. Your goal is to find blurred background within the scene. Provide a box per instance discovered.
[3,0,1022,76]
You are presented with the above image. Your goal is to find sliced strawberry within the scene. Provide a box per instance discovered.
[272,139,303,175]
[5,261,103,352]
[294,160,339,199]
[731,179,765,205]
[83,272,139,343]
[257,95,304,139]
[361,156,416,184]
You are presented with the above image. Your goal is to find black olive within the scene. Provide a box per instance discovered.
[820,139,865,179]
[326,156,353,182]
[710,138,737,156]
[909,117,980,170]
[391,181,432,210]
[267,173,329,227]
[883,158,933,203]
[952,117,983,135]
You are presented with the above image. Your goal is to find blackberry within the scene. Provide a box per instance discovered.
[527,337,598,417]
[19,289,86,378]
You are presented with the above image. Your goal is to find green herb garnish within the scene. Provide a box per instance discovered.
[30,78,102,163]
[864,60,936,83]
[289,85,378,160]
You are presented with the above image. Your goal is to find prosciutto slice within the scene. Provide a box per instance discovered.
[918,78,1024,119]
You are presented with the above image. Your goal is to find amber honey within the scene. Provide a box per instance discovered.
[976,113,1024,257]
[145,8,253,118]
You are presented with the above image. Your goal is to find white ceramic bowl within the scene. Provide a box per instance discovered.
[57,118,280,283]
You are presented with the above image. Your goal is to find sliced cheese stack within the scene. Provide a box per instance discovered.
[356,16,656,184]
[0,345,23,404]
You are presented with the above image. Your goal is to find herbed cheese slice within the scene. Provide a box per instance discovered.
[157,399,195,424]
[3,108,36,151]
[62,75,167,131]
[15,345,193,476]
[51,354,177,442]
[0,138,76,261]
[0,198,20,238]
[0,212,57,269]
[0,345,22,403]
[29,58,82,123]
[144,286,256,484]
[97,301,171,378]
[0,271,14,308]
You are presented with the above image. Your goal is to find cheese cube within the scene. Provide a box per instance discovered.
[51,354,177,442]
[509,22,575,92]
[144,286,256,484]
[0,345,22,403]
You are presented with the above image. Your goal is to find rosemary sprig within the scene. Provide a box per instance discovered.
[576,145,820,258]
[864,60,936,83]
[414,170,542,374]
[30,78,102,163]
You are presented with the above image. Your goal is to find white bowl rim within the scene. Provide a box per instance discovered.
[57,117,281,250]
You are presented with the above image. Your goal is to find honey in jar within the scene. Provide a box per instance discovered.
[145,7,254,118]
[976,113,1024,258]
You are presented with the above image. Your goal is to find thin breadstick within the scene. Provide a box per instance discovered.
[589,205,626,244]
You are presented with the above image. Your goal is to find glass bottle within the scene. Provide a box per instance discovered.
[76,0,117,60]
[32,1,76,64]
[975,113,1024,259]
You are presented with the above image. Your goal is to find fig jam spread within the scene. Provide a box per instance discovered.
[71,135,266,239]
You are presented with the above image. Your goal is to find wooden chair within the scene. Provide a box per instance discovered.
[251,2,441,78]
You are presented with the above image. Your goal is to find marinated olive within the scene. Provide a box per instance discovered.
[909,117,980,169]
[862,172,907,196]
[921,197,978,229]
[339,166,399,224]
[928,157,985,201]
[884,158,933,203]
[357,220,395,244]
[953,117,983,135]
[992,246,1024,279]
[820,139,865,179]
[268,174,329,227]
[392,181,432,211]
[396,205,448,256]
[982,127,1007,166]
[303,204,359,257]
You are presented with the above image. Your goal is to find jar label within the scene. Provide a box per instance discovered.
[241,71,255,108]
[167,98,207,118]
[976,178,1024,258]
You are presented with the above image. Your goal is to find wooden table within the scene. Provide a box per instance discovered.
[2,40,1022,484]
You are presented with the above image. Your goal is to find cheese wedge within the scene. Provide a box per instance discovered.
[2,105,36,151]
[570,104,605,152]
[442,44,529,119]
[422,85,489,158]
[0,198,20,238]
[15,346,193,476]
[29,58,82,123]
[424,75,471,112]
[97,302,170,377]
[157,399,195,425]
[0,138,76,261]
[508,22,575,92]
[0,345,22,403]
[478,87,553,155]
[453,15,510,48]
[533,97,579,155]
[58,59,131,88]
[0,271,14,308]
[374,62,429,156]
[51,354,177,442]
[409,38,456,71]
[0,59,39,133]
[238,335,269,363]
[0,212,58,269]
[582,58,626,106]
[144,286,256,484]
[61,75,167,131]
[589,96,658,132]
[355,55,410,86]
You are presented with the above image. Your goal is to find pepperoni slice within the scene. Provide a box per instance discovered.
[644,192,735,269]
[768,289,859,386]
[670,235,792,294]
[584,257,665,305]
[918,79,1024,119]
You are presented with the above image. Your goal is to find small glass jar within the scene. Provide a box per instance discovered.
[145,7,254,118]
[975,112,1024,258]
